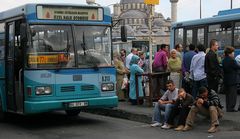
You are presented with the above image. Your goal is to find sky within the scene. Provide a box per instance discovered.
[0,0,240,22]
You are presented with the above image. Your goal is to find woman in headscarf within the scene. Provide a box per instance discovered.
[129,55,144,105]
[168,49,182,88]
[113,52,128,101]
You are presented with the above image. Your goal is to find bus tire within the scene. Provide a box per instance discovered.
[0,97,6,121]
[65,109,81,116]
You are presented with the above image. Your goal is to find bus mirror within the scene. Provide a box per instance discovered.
[121,26,127,42]
[20,23,27,41]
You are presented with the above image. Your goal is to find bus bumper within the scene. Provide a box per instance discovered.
[24,96,118,114]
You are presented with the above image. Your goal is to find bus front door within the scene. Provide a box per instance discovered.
[5,22,16,111]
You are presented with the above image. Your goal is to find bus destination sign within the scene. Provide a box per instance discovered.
[37,5,103,21]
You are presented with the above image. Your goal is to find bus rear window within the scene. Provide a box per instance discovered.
[174,28,183,46]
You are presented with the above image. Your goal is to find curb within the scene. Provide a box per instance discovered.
[85,108,152,124]
[85,108,240,131]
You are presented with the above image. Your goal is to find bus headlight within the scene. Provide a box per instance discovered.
[101,83,114,91]
[36,86,52,95]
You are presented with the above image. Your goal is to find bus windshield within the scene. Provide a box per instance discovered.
[27,25,75,69]
[27,25,111,69]
[74,26,111,68]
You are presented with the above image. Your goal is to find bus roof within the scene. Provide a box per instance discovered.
[172,8,240,28]
[0,3,111,25]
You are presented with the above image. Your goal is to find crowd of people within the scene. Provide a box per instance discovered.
[113,39,240,133]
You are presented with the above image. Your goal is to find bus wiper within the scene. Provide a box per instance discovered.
[81,32,86,55]
[81,32,99,70]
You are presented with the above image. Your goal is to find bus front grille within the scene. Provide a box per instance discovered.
[81,85,95,91]
[61,86,75,92]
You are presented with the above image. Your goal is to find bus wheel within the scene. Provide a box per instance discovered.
[0,97,6,121]
[65,109,81,116]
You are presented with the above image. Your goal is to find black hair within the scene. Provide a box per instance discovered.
[161,44,168,50]
[189,44,195,51]
[199,86,208,94]
[197,44,205,52]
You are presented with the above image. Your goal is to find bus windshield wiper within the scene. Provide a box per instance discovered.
[81,32,86,55]
[81,32,99,70]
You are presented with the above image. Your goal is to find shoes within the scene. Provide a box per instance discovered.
[208,126,218,133]
[182,125,192,131]
[151,122,161,127]
[161,124,173,129]
[174,125,185,131]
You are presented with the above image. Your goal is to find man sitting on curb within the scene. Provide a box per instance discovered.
[182,86,224,133]
[151,80,178,128]
[162,88,194,130]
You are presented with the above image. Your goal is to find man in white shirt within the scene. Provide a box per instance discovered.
[125,48,138,69]
[151,80,178,128]
[190,44,207,98]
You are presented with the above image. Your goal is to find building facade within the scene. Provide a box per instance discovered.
[112,0,172,52]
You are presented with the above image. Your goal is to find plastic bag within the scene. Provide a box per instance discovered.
[121,74,128,90]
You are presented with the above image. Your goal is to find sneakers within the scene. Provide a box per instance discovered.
[150,122,161,127]
[182,125,192,131]
[208,126,218,133]
[161,124,173,129]
[174,125,185,131]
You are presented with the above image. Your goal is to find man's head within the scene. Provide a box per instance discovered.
[175,44,183,52]
[189,44,195,51]
[178,88,186,98]
[210,39,219,52]
[160,44,169,51]
[166,80,175,91]
[198,86,208,99]
[131,48,138,55]
[197,44,205,52]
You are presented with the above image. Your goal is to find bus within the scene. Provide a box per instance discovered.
[0,3,118,119]
[171,8,240,57]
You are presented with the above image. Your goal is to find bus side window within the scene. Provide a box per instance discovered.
[234,22,240,49]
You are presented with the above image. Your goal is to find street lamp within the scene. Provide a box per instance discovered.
[231,0,233,9]
[200,0,202,19]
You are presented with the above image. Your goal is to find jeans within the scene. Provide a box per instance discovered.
[192,78,208,99]
[152,102,175,124]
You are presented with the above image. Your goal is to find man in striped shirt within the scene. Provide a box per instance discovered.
[182,86,223,133]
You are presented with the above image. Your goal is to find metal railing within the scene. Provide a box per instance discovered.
[135,72,170,106]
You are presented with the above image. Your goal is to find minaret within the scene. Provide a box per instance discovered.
[170,0,179,22]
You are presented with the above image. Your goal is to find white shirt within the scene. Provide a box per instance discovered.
[126,53,134,69]
[190,51,206,81]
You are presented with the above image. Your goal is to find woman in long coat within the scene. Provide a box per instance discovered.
[129,55,144,105]
[113,52,127,101]
[222,46,240,112]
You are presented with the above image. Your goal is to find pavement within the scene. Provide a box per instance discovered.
[86,94,240,132]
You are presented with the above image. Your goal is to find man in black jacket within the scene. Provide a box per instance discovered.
[163,88,194,131]
[205,39,222,93]
[182,87,223,133]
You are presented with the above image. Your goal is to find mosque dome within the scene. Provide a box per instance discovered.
[120,10,147,19]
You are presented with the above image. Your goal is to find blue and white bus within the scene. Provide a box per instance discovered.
[171,8,240,57]
[0,3,118,118]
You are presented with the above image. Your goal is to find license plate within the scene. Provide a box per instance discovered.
[68,102,88,108]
